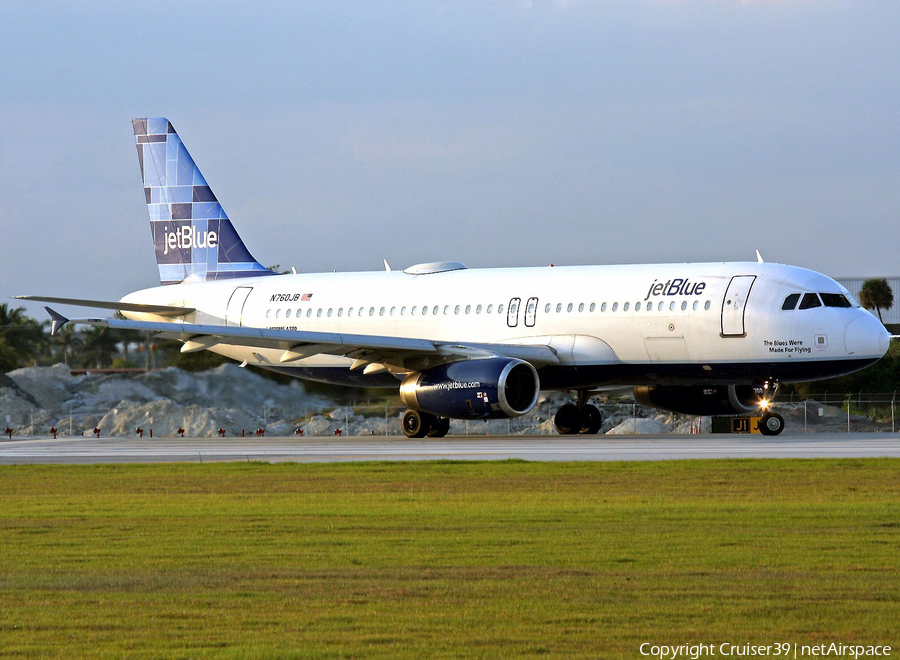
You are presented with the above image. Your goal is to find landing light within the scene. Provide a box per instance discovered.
[759,399,771,411]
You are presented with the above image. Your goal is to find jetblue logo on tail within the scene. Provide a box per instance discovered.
[161,225,219,255]
[135,117,275,285]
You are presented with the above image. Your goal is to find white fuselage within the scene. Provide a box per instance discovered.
[121,261,890,389]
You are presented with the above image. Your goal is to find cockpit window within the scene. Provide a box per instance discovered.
[819,293,853,308]
[782,293,801,310]
[798,293,822,310]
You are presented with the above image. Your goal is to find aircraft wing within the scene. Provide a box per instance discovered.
[54,312,560,372]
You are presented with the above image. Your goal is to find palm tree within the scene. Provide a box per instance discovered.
[858,278,894,323]
[0,303,46,372]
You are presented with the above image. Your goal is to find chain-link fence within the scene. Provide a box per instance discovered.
[3,395,899,438]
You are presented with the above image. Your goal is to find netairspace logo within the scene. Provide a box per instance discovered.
[639,642,892,659]
[162,225,218,255]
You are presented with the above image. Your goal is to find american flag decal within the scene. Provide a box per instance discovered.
[301,293,313,301]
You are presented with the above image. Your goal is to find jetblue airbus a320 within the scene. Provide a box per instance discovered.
[20,118,891,437]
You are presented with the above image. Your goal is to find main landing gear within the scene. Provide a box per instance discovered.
[554,392,603,435]
[401,409,451,438]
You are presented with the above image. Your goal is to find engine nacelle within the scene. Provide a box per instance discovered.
[633,384,766,416]
[400,358,540,420]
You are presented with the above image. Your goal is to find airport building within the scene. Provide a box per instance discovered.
[837,277,900,327]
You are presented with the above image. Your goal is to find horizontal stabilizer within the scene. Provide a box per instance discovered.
[16,296,194,317]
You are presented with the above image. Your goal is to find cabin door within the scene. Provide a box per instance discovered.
[721,276,756,337]
[225,286,253,327]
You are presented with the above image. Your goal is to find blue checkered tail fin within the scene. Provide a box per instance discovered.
[132,118,275,286]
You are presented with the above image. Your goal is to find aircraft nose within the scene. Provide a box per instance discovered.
[844,313,891,358]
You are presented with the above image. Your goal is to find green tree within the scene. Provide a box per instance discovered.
[0,303,46,372]
[858,278,894,323]
[78,326,121,369]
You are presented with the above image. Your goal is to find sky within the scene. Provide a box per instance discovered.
[1,0,898,319]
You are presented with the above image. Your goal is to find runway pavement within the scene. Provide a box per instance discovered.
[1,432,899,464]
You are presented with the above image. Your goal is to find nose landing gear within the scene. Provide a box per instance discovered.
[757,379,784,436]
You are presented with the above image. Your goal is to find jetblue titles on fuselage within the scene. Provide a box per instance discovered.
[644,278,706,301]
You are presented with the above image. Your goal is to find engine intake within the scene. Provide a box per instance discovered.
[400,358,540,420]
[633,384,765,416]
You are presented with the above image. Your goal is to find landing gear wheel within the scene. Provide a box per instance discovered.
[555,403,583,435]
[426,417,451,438]
[402,409,436,438]
[579,404,603,435]
[759,412,785,436]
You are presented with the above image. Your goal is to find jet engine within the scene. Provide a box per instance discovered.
[400,358,540,420]
[632,384,766,416]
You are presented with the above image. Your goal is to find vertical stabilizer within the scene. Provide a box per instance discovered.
[132,118,275,285]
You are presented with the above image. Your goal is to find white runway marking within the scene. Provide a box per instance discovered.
[1,434,899,464]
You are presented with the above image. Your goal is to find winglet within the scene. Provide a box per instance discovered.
[44,307,70,336]
[755,250,765,263]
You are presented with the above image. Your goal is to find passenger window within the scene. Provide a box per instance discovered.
[379,307,386,316]
[589,303,596,312]
[307,309,313,318]
[567,303,573,313]
[455,305,461,315]
[327,308,333,317]
[669,301,675,311]
[402,306,408,315]
[266,309,271,319]
[316,309,322,318]
[601,303,607,312]
[658,301,664,311]
[285,309,292,319]
[478,305,484,314]
[681,301,687,311]
[799,293,822,310]
[338,308,343,317]
[635,302,642,311]
[578,303,584,312]
[410,306,416,315]
[544,303,550,314]
[693,301,698,311]
[487,304,493,314]
[612,302,618,312]
[432,306,438,315]
[820,293,853,308]
[556,303,562,313]
[390,306,396,316]
[704,301,711,310]
[623,302,630,312]
[498,304,505,314]
[782,293,801,310]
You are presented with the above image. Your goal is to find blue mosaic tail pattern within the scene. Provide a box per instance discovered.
[132,118,275,286]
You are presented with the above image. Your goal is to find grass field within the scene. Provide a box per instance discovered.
[0,459,898,658]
